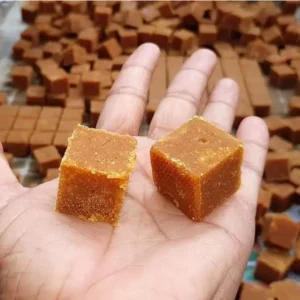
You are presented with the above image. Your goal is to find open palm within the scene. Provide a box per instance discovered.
[0,44,268,300]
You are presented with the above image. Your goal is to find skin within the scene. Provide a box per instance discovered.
[0,44,268,300]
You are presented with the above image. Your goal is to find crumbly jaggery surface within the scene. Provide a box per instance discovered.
[151,116,243,221]
[56,124,137,225]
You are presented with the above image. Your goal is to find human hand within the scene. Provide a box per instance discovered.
[0,44,268,300]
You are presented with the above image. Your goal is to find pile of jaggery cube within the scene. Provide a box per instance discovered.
[0,1,300,298]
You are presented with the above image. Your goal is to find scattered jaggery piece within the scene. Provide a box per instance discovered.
[152,27,172,49]
[256,188,272,220]
[53,131,72,156]
[93,59,113,71]
[172,29,194,53]
[61,44,87,67]
[94,6,112,27]
[263,116,289,138]
[68,74,81,88]
[43,68,69,94]
[265,152,290,182]
[177,2,205,28]
[284,24,300,45]
[268,135,293,152]
[289,96,300,116]
[11,65,33,90]
[140,5,160,23]
[240,26,261,44]
[13,39,33,60]
[78,28,99,53]
[288,150,300,168]
[23,47,43,65]
[239,283,272,300]
[98,38,122,59]
[270,64,297,89]
[151,116,243,221]
[56,124,137,225]
[137,25,155,44]
[119,29,138,50]
[269,279,300,300]
[155,2,174,18]
[5,130,32,157]
[30,131,55,151]
[47,92,67,107]
[124,10,143,29]
[262,213,299,250]
[264,183,295,212]
[262,25,283,45]
[26,86,46,105]
[43,41,62,59]
[254,248,294,283]
[262,54,288,75]
[43,168,59,182]
[293,238,300,274]
[21,26,40,46]
[199,24,217,45]
[70,63,90,75]
[285,117,300,144]
[33,145,61,176]
[81,71,101,98]
[3,152,14,167]
[21,3,38,24]
[289,168,300,186]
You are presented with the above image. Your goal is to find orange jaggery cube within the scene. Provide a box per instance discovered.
[56,124,137,225]
[150,116,244,221]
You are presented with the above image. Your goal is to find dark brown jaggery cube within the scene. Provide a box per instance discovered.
[105,22,123,39]
[265,152,290,182]
[98,38,122,59]
[18,106,41,120]
[43,41,62,59]
[290,168,300,186]
[94,6,112,27]
[112,56,128,71]
[119,29,138,50]
[285,117,300,144]
[81,71,101,98]
[261,54,288,75]
[21,26,40,46]
[199,24,217,45]
[156,2,175,18]
[26,86,46,106]
[264,183,295,212]
[93,59,113,71]
[177,2,205,28]
[21,3,38,24]
[262,25,283,45]
[68,74,81,88]
[33,145,61,176]
[11,65,33,90]
[13,118,36,131]
[61,1,84,15]
[172,29,194,53]
[36,118,59,132]
[43,168,59,182]
[151,116,243,221]
[61,44,87,67]
[270,279,300,299]
[281,1,299,14]
[90,101,105,128]
[140,5,160,23]
[78,28,99,53]
[125,10,143,29]
[152,27,172,49]
[47,92,67,107]
[44,68,69,94]
[61,108,84,122]
[23,48,43,65]
[0,92,7,106]
[256,188,272,220]
[99,74,113,89]
[263,116,289,138]
[40,107,62,119]
[57,120,79,132]
[254,248,294,283]
[53,131,72,155]
[13,39,33,60]
[36,58,58,74]
[293,238,300,273]
[45,26,62,42]
[239,283,272,300]
[86,53,98,67]
[270,64,297,89]
[262,213,299,250]
[284,24,300,44]
[30,131,55,150]
[70,63,90,75]
[280,47,300,62]
[240,26,261,44]
[6,130,32,157]
[39,0,56,14]
[268,135,293,153]
[137,25,155,44]
[288,150,300,168]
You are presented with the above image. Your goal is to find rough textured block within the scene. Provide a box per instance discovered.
[150,116,243,221]
[56,125,137,225]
